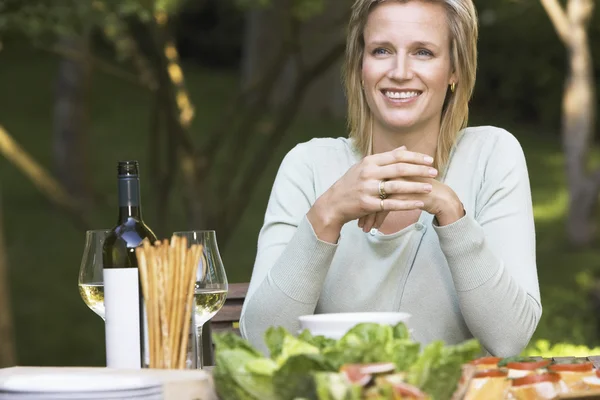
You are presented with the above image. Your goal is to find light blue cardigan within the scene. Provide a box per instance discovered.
[240,126,542,356]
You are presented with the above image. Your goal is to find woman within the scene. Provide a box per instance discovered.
[240,0,541,357]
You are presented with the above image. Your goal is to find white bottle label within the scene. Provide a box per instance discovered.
[104,268,141,368]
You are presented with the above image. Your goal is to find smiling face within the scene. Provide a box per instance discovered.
[362,1,455,138]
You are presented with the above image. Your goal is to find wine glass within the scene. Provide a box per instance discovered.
[78,229,110,320]
[173,230,228,369]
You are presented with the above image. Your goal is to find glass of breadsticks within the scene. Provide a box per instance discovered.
[136,235,203,369]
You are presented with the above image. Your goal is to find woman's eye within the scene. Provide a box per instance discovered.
[416,49,433,57]
[372,48,389,55]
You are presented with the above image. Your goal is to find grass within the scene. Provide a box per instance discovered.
[0,43,599,366]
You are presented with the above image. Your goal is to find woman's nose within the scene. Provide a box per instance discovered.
[387,55,413,81]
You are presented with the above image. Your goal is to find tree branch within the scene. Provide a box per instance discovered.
[0,125,90,230]
[147,14,197,158]
[98,6,159,91]
[219,41,346,242]
[37,44,153,90]
[540,0,571,44]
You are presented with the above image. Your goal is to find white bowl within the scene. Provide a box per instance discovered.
[298,312,411,339]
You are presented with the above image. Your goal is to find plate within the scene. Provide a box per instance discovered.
[0,371,161,394]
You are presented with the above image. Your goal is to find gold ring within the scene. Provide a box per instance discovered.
[380,198,385,211]
[379,180,387,199]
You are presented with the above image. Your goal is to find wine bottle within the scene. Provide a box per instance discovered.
[103,160,157,368]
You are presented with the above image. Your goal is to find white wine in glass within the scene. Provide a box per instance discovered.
[78,283,105,318]
[174,230,228,369]
[78,229,110,320]
[194,288,227,326]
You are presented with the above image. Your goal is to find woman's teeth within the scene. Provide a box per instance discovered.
[384,91,419,99]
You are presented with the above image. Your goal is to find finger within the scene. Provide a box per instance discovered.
[378,198,425,212]
[362,213,377,232]
[373,211,389,230]
[358,216,365,229]
[371,146,434,167]
[377,163,438,180]
[362,197,424,214]
[380,180,433,196]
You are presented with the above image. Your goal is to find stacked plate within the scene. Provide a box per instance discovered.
[0,370,163,400]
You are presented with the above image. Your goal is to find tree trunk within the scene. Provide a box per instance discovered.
[540,0,598,246]
[561,0,598,246]
[53,35,94,208]
[0,191,16,367]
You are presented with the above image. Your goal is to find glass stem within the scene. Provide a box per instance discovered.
[195,324,204,369]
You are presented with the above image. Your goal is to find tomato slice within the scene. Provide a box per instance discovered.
[358,362,396,374]
[512,372,561,387]
[597,369,600,378]
[506,360,551,370]
[392,382,428,399]
[340,362,396,386]
[340,364,372,386]
[548,361,593,373]
[474,369,509,379]
[471,357,502,366]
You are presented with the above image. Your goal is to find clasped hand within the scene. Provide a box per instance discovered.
[314,146,463,235]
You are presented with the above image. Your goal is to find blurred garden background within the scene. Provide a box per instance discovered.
[0,0,600,367]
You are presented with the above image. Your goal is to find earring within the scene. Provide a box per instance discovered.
[450,82,456,93]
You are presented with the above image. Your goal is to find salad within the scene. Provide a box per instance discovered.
[212,322,481,400]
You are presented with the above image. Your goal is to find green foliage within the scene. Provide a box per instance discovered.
[523,339,600,358]
[532,284,598,347]
[235,0,326,20]
[292,0,325,20]
[0,0,184,42]
[0,0,99,40]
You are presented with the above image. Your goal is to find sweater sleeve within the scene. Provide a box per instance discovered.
[433,131,542,357]
[239,143,338,354]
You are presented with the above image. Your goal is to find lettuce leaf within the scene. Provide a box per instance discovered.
[298,329,337,351]
[264,326,287,359]
[406,339,481,400]
[314,372,362,400]
[213,331,262,357]
[392,322,411,340]
[273,353,335,400]
[213,348,277,400]
[277,333,321,365]
[322,323,419,371]
[390,339,421,371]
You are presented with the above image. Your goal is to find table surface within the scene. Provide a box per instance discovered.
[532,356,600,367]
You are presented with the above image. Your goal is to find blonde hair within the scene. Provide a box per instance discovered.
[343,0,478,171]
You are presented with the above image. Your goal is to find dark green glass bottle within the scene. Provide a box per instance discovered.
[103,160,157,368]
